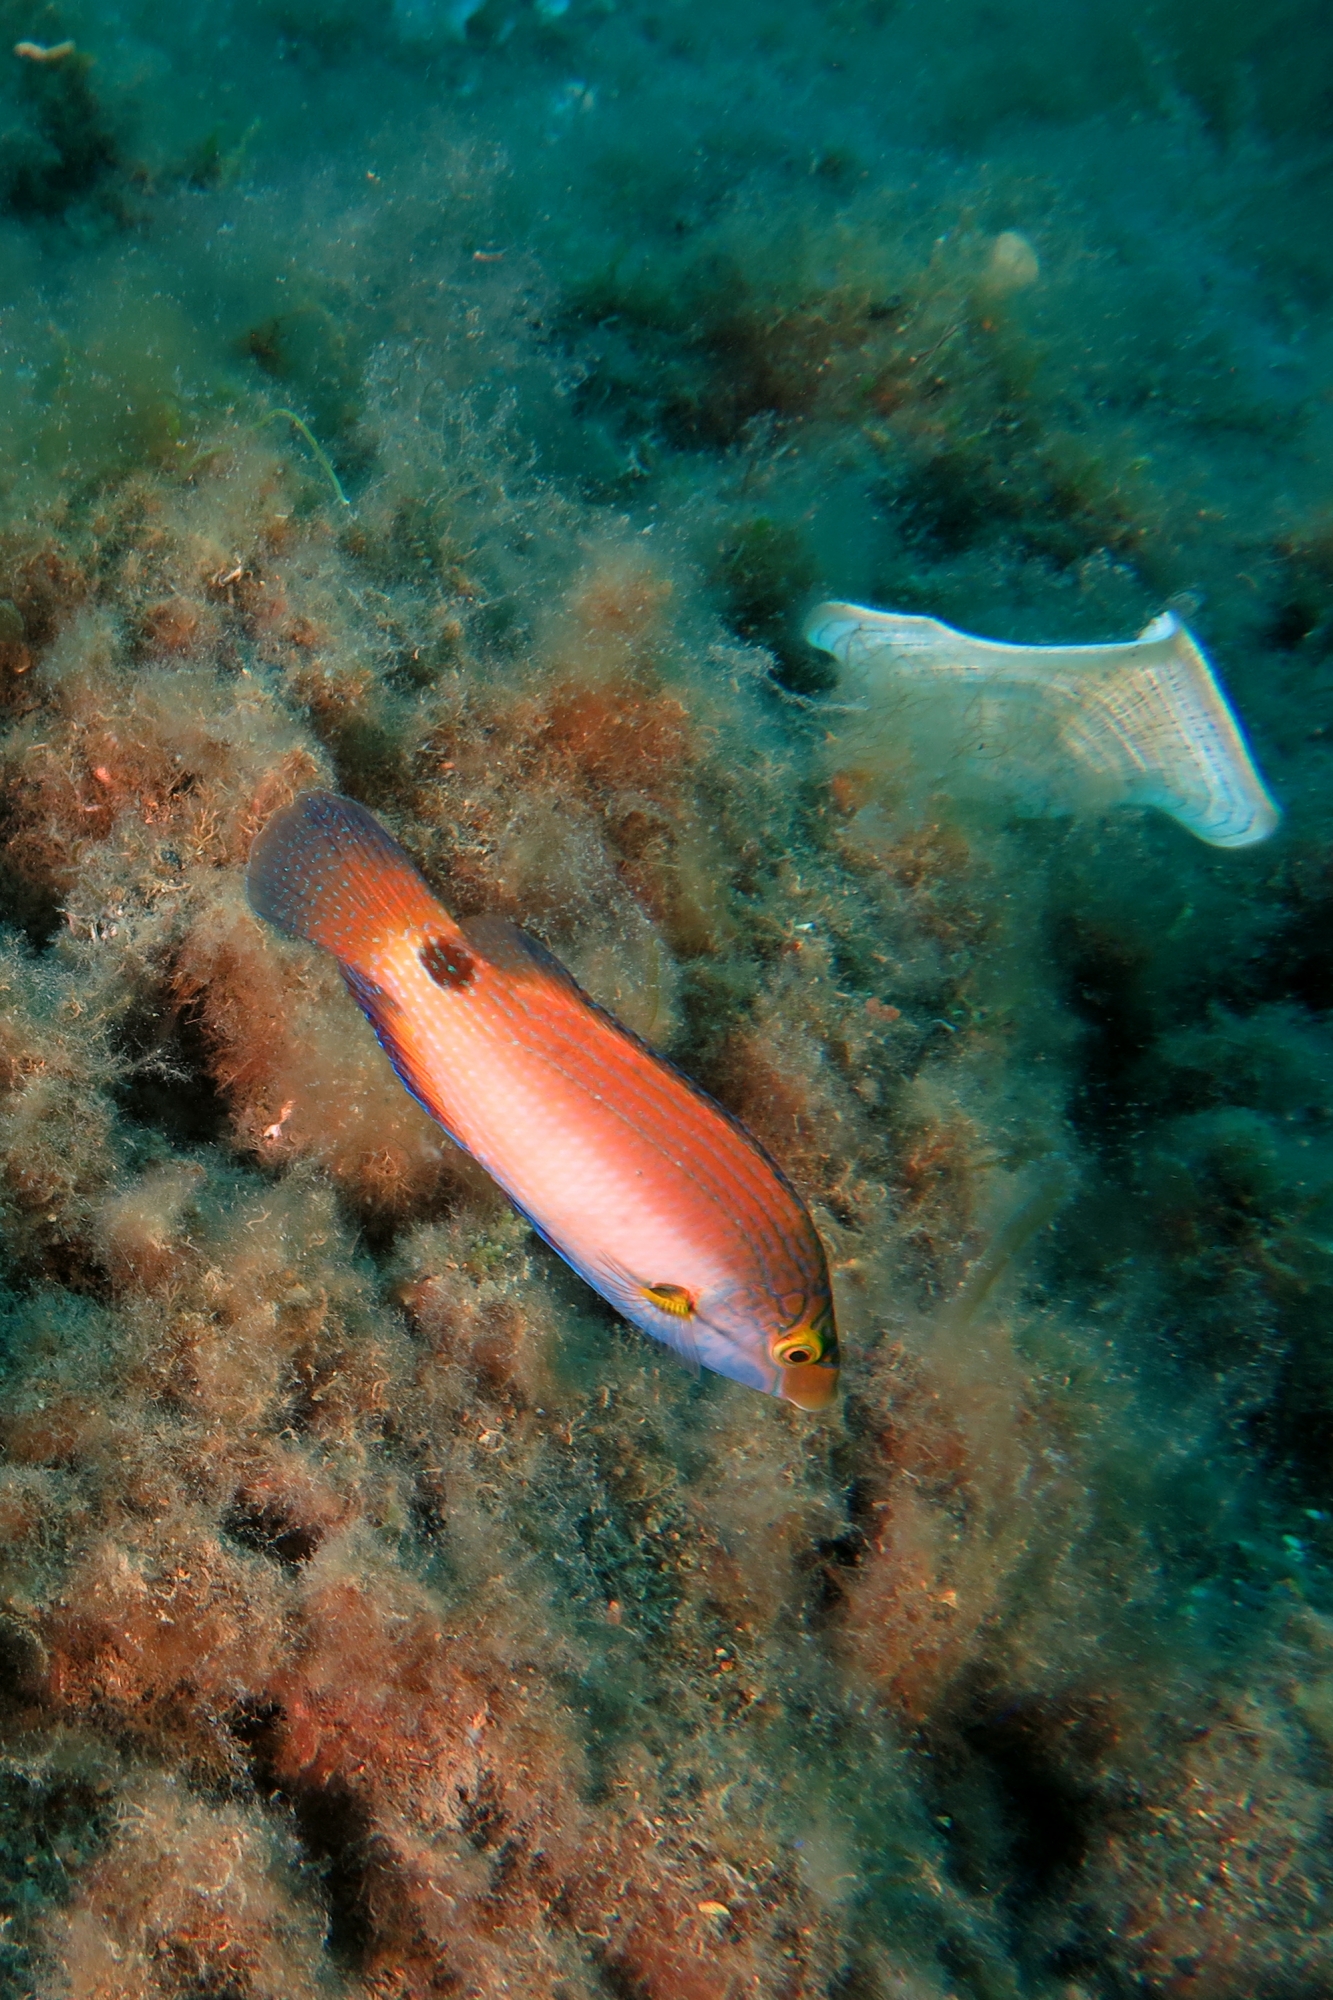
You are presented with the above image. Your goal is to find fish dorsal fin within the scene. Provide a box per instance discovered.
[460,913,657,1039]
[458,912,583,986]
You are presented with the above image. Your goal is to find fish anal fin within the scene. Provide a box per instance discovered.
[341,964,399,1022]
[339,966,462,1144]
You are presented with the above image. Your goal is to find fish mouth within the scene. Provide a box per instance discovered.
[779,1358,840,1411]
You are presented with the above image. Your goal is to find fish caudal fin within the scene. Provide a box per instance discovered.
[246,790,448,967]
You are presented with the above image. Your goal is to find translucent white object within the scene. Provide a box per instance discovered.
[804,601,1280,848]
[981,230,1040,296]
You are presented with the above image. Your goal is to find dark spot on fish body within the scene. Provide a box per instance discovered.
[420,935,476,989]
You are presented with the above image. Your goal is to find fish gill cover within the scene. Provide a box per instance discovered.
[0,2,1330,1997]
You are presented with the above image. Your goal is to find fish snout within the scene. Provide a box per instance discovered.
[779,1356,840,1410]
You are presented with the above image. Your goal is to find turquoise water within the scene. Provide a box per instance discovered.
[0,3,1331,1994]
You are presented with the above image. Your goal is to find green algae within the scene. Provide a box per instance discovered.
[255,408,355,512]
[0,43,120,223]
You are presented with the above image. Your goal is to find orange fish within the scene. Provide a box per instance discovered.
[246,792,839,1408]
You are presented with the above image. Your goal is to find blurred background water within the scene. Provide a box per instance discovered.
[0,4,1331,1997]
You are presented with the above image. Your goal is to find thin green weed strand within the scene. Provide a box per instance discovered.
[256,407,354,512]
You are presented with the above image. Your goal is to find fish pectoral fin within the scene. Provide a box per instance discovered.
[642,1281,696,1318]
[647,1311,703,1379]
[594,1257,703,1378]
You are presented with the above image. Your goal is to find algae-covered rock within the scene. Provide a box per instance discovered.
[0,1,1329,1996]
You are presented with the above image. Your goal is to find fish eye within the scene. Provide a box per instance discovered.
[772,1324,825,1368]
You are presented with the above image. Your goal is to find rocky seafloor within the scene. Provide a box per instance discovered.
[0,2,1332,1995]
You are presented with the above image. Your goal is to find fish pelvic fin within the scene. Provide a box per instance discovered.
[246,790,456,968]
